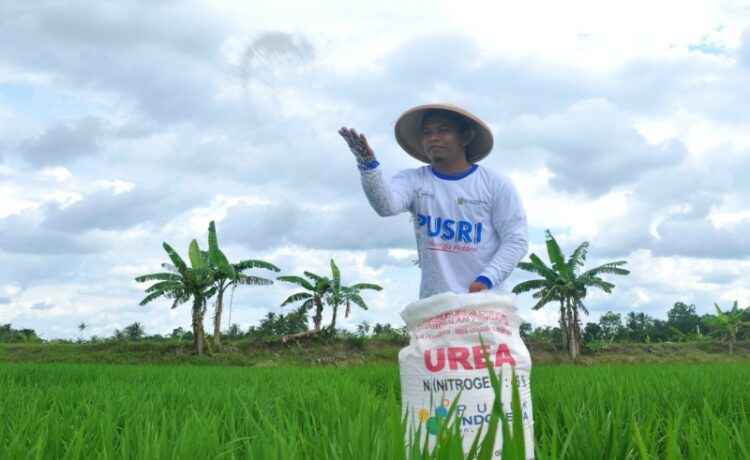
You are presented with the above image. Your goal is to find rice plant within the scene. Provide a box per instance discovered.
[1,363,748,459]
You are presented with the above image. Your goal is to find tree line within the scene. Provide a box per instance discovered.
[0,317,409,345]
[522,301,750,352]
[4,227,748,358]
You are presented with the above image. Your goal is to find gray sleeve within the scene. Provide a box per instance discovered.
[359,167,414,217]
[479,177,529,286]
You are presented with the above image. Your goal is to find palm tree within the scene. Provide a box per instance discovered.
[124,322,145,341]
[703,301,750,354]
[135,240,216,355]
[204,221,280,351]
[77,322,87,341]
[356,321,371,337]
[258,312,277,336]
[325,259,382,334]
[512,230,629,360]
[228,323,242,342]
[113,329,125,342]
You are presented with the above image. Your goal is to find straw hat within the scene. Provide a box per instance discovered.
[394,103,493,164]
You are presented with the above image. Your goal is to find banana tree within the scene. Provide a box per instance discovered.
[278,259,382,335]
[277,270,331,331]
[703,301,750,354]
[325,259,382,334]
[135,240,215,355]
[204,221,279,350]
[513,230,629,360]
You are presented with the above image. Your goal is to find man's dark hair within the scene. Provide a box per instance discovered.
[421,109,472,133]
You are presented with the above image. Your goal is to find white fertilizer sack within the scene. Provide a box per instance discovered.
[399,291,534,459]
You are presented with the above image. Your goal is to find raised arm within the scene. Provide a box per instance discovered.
[338,127,376,168]
[339,127,413,217]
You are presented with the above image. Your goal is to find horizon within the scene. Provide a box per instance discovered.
[2,0,750,340]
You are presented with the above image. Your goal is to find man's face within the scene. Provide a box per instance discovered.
[420,115,471,165]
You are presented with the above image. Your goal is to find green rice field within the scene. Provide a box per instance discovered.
[1,363,749,459]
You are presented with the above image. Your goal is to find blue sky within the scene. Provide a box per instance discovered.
[1,0,750,339]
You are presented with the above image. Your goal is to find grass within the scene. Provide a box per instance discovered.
[1,338,749,367]
[0,337,405,367]
[532,364,750,459]
[0,363,404,459]
[1,362,749,459]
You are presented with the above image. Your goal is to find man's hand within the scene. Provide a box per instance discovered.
[469,282,488,293]
[338,127,376,164]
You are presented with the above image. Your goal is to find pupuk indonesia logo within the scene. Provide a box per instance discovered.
[457,196,487,206]
[420,398,451,435]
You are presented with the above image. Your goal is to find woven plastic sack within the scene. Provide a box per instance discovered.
[399,291,534,458]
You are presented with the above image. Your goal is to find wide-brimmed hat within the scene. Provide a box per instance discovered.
[394,103,493,164]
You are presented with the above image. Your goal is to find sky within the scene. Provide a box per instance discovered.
[1,0,750,340]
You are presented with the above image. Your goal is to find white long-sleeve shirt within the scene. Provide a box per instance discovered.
[360,163,528,299]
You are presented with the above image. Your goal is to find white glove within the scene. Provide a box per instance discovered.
[338,127,378,170]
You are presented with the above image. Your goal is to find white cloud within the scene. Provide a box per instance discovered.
[94,179,135,194]
[2,0,750,338]
[20,117,103,167]
[0,207,103,254]
[497,99,688,196]
[39,166,72,181]
[0,184,37,218]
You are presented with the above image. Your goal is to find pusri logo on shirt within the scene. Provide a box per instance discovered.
[415,188,435,199]
[417,214,483,244]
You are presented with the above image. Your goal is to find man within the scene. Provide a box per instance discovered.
[339,103,528,298]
